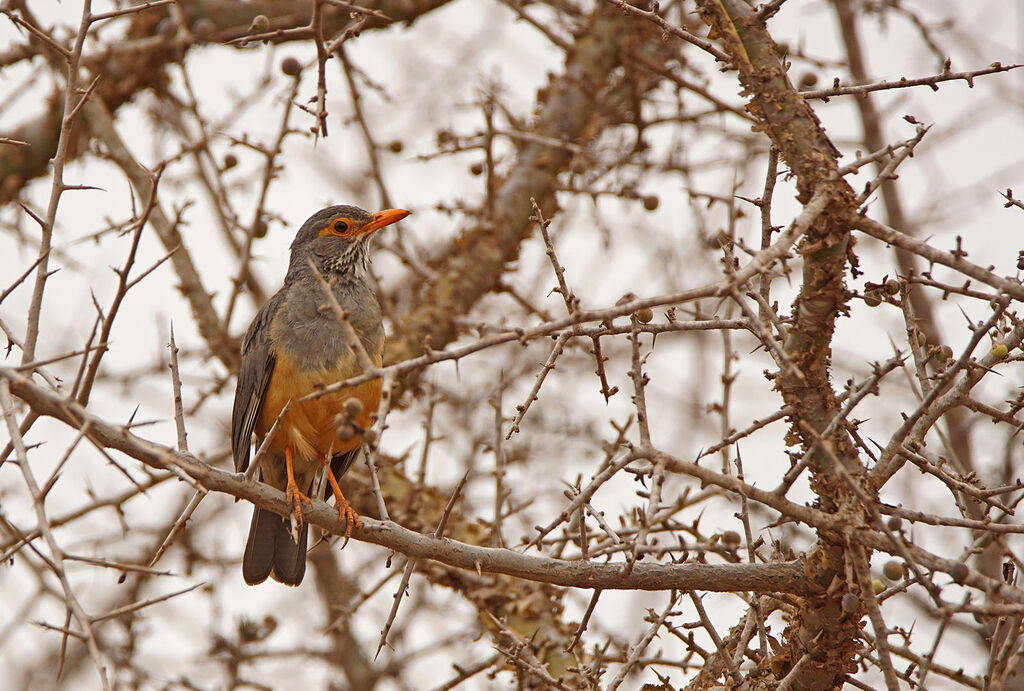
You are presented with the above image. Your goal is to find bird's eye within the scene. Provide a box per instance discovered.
[332,220,349,234]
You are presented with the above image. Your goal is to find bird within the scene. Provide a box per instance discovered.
[231,204,409,585]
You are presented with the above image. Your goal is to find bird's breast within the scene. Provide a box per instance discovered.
[257,341,382,467]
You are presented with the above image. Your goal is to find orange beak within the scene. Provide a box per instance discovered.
[361,208,410,235]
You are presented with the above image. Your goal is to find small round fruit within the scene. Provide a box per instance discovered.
[362,428,379,445]
[863,292,881,307]
[883,279,900,295]
[883,560,905,581]
[281,56,301,77]
[950,562,969,583]
[798,72,819,90]
[872,579,885,595]
[388,140,403,153]
[469,161,484,176]
[722,530,741,548]
[249,14,270,33]
[192,18,216,40]
[336,423,356,442]
[841,593,859,614]
[636,308,654,324]
[157,18,177,38]
[642,195,659,211]
[934,345,953,363]
[886,516,903,531]
[223,153,238,170]
[992,343,1009,360]
[343,397,364,419]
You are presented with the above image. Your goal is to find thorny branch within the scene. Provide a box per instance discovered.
[2,1,1022,689]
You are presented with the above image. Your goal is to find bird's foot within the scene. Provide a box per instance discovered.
[285,479,313,530]
[284,447,312,531]
[322,463,362,546]
[336,497,363,547]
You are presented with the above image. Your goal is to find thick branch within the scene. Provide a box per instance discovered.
[2,366,811,595]
[695,1,864,687]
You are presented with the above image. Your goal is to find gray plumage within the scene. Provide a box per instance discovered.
[231,204,398,586]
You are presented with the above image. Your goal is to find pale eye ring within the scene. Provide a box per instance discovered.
[332,219,349,233]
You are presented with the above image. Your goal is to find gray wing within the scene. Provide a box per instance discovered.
[231,295,281,473]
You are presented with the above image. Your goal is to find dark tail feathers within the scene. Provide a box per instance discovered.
[242,505,308,586]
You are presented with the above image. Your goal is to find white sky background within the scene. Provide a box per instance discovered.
[1,1,1023,688]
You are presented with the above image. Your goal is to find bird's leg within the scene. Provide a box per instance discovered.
[321,455,362,545]
[285,447,312,528]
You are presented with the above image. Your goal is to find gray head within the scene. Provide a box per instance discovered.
[287,204,409,280]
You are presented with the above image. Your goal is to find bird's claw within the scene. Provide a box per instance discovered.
[286,482,312,529]
[338,503,362,547]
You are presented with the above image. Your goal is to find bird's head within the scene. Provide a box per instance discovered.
[288,204,410,279]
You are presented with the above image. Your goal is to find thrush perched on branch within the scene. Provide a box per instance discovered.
[231,205,409,585]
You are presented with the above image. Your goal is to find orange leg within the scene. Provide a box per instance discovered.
[285,447,312,527]
[321,456,362,544]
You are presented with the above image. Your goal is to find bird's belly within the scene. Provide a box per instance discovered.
[257,355,382,464]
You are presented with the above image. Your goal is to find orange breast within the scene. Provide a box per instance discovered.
[257,352,382,463]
